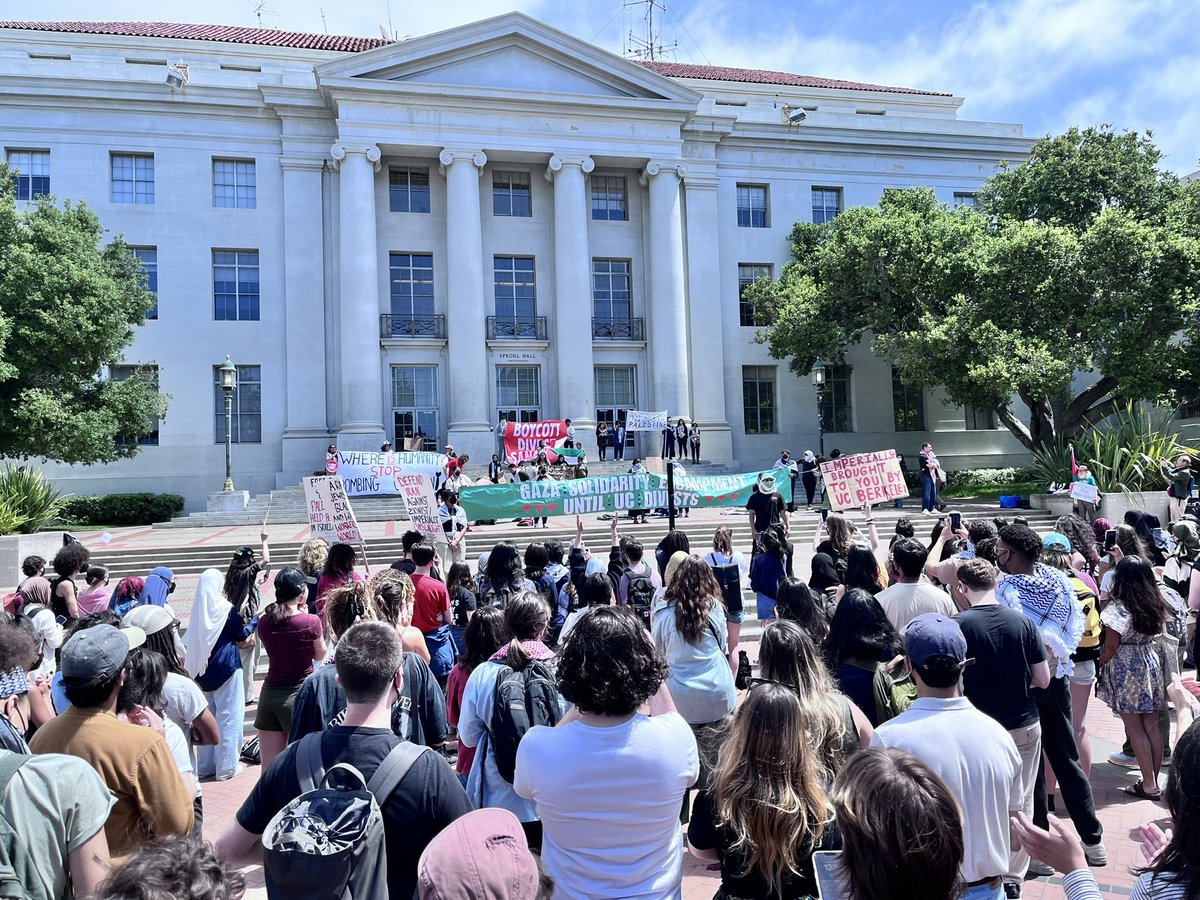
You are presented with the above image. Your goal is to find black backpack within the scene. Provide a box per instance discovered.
[625,569,656,628]
[490,658,561,783]
[262,734,429,900]
[706,553,744,615]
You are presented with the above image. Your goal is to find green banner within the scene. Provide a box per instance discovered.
[459,470,791,519]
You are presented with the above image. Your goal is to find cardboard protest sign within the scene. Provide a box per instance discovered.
[1069,481,1100,503]
[397,473,445,544]
[625,410,668,431]
[819,450,909,511]
[502,420,570,464]
[459,470,790,520]
[303,476,364,544]
[328,450,447,497]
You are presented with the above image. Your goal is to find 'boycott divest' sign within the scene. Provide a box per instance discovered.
[459,470,791,520]
[329,451,447,497]
[820,449,909,511]
[503,420,569,464]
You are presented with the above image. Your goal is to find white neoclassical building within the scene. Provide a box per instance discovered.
[1,13,1036,510]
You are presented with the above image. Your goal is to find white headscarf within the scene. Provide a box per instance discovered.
[803,450,816,463]
[183,569,232,679]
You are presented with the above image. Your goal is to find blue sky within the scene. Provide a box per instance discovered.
[18,0,1200,174]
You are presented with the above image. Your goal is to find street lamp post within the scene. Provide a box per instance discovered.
[218,356,238,492]
[811,366,826,458]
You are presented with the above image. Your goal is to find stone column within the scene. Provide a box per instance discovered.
[439,149,493,463]
[546,154,597,455]
[278,156,331,483]
[683,172,734,463]
[642,161,691,418]
[330,143,385,450]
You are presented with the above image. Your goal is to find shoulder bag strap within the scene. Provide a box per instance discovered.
[297,732,325,794]
[366,742,430,804]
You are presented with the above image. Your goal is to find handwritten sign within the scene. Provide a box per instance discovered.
[820,450,909,511]
[1069,481,1100,503]
[625,409,668,432]
[503,420,569,464]
[303,476,363,544]
[330,451,447,497]
[397,473,444,545]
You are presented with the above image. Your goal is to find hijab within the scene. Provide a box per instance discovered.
[664,551,690,588]
[17,577,51,608]
[183,569,232,679]
[1172,518,1200,566]
[138,566,175,607]
[809,553,841,594]
[803,450,816,463]
[1091,518,1111,545]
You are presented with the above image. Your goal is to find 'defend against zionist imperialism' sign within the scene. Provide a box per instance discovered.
[459,470,791,519]
[329,451,447,497]
[820,449,909,511]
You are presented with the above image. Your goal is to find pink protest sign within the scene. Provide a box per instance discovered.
[820,449,909,511]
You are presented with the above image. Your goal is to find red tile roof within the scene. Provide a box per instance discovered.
[0,21,950,96]
[0,21,388,53]
[637,60,950,97]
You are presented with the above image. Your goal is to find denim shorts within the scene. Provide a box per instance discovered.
[726,609,745,625]
[755,593,776,621]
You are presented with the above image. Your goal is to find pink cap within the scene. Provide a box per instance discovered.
[417,808,540,899]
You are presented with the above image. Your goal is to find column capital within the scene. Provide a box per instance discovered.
[438,149,487,177]
[330,143,381,173]
[640,160,689,186]
[545,154,595,181]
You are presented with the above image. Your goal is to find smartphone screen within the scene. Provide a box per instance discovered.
[1105,528,1117,549]
[949,512,962,532]
[812,850,848,899]
[821,508,829,523]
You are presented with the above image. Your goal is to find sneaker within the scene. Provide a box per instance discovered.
[1025,859,1054,878]
[1083,840,1108,867]
[1108,751,1138,768]
[216,763,245,782]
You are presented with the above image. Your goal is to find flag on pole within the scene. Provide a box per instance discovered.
[1070,445,1078,477]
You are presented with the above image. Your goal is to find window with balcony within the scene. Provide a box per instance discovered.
[592,259,640,339]
[386,253,439,337]
[492,256,540,338]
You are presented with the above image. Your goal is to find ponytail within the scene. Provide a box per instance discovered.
[502,591,552,672]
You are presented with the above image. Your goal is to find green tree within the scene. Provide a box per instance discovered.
[749,127,1200,451]
[0,165,167,463]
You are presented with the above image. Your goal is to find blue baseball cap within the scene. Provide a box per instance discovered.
[903,613,968,669]
[1042,532,1071,552]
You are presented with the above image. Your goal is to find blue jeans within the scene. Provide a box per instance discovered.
[755,592,776,621]
[449,624,466,659]
[961,884,1003,900]
[921,473,938,511]
[197,670,244,780]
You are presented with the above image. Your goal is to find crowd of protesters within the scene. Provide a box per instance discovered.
[5,449,1200,900]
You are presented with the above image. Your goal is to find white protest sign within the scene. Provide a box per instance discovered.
[303,476,364,544]
[396,473,445,544]
[819,449,909,511]
[1069,481,1100,503]
[625,409,668,431]
[329,451,447,497]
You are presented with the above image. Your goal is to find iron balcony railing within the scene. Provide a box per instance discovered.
[380,314,446,339]
[591,316,645,341]
[486,316,548,340]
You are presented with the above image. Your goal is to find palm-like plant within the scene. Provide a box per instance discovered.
[0,467,69,534]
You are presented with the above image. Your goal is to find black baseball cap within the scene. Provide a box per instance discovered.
[274,566,308,602]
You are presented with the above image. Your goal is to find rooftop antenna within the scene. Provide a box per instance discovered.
[623,0,676,61]
[385,0,396,40]
[249,0,277,27]
[320,7,328,33]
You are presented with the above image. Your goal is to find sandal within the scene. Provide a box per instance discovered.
[1123,780,1162,800]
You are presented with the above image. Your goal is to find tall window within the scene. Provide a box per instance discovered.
[953,192,978,208]
[213,364,261,444]
[592,259,631,321]
[389,253,434,318]
[213,250,260,321]
[742,366,776,434]
[391,365,438,449]
[891,368,925,431]
[212,159,256,208]
[736,184,769,228]
[821,365,854,432]
[111,153,154,204]
[591,175,627,221]
[812,187,842,224]
[496,366,540,423]
[965,406,996,430]
[737,264,772,327]
[389,167,431,214]
[111,365,160,446]
[7,150,49,199]
[493,171,531,217]
[131,247,158,320]
[493,256,536,325]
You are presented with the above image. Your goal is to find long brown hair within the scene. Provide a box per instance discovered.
[824,513,854,557]
[663,556,719,645]
[1110,555,1171,636]
[711,526,734,557]
[367,568,415,627]
[831,748,964,900]
[714,682,836,896]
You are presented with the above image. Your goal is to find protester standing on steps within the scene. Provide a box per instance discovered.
[409,543,455,688]
[596,421,609,461]
[919,442,941,515]
[614,419,626,460]
[439,491,470,565]
[689,420,701,464]
[800,450,819,509]
[1161,454,1194,523]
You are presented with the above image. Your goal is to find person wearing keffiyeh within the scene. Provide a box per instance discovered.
[995,524,1107,866]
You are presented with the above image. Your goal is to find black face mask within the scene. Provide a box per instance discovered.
[167,581,176,594]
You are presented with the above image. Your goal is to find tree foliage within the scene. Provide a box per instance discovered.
[750,126,1200,450]
[0,165,167,463]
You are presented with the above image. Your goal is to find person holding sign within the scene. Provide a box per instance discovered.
[918,442,942,515]
[1070,464,1101,523]
[439,492,470,565]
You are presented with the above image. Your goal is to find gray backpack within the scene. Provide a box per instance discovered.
[262,734,428,900]
[0,753,44,900]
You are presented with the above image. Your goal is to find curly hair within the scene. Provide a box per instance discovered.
[1055,515,1098,564]
[366,568,414,627]
[52,543,90,579]
[823,588,901,669]
[556,606,667,715]
[0,620,36,679]
[297,537,329,577]
[20,555,45,579]
[998,524,1043,563]
[324,581,376,641]
[663,556,719,645]
[96,836,246,900]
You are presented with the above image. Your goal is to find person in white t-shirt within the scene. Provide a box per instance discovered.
[877,537,956,631]
[515,606,699,900]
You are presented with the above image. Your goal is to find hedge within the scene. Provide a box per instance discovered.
[59,493,185,526]
[903,467,1039,490]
